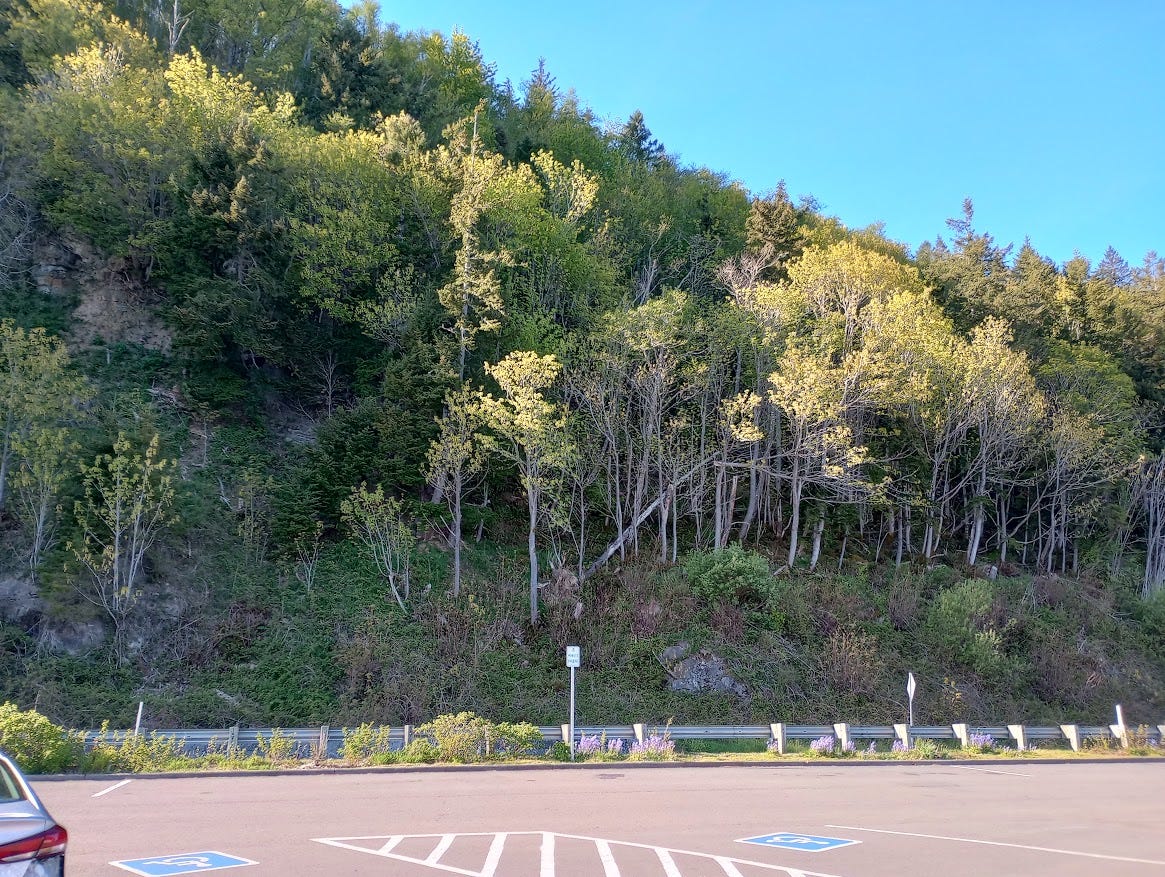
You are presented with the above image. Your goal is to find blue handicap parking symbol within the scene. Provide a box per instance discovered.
[738,832,860,853]
[110,851,257,876]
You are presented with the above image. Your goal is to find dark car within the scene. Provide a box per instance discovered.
[0,750,67,876]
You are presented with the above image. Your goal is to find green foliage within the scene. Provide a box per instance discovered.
[340,723,395,764]
[684,546,772,606]
[547,741,571,762]
[397,738,439,764]
[923,580,1006,675]
[0,703,80,773]
[84,726,190,773]
[415,711,516,763]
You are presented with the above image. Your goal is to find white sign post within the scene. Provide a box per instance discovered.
[566,646,580,761]
[906,673,917,727]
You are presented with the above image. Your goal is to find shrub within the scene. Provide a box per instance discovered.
[255,728,298,762]
[415,712,534,763]
[85,725,190,773]
[548,741,571,761]
[340,723,395,764]
[684,546,772,606]
[493,722,542,757]
[0,703,80,774]
[397,739,439,764]
[924,580,1006,674]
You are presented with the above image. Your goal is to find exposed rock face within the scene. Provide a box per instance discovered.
[660,643,748,698]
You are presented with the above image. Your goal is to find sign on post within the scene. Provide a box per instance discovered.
[907,672,917,726]
[566,646,580,760]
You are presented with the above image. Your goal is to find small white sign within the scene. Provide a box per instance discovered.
[907,672,917,700]
[566,646,581,668]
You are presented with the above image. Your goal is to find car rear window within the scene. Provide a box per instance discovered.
[0,762,25,803]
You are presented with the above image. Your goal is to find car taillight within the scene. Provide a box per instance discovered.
[0,824,68,862]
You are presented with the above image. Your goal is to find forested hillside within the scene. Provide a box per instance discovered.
[1,0,1163,730]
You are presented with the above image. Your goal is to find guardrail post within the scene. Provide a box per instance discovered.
[228,725,239,751]
[1007,724,1027,751]
[1109,722,1129,749]
[833,722,851,752]
[769,723,786,755]
[318,725,330,758]
[952,723,969,748]
[560,724,571,743]
[633,723,645,744]
[893,723,910,749]
[403,725,412,747]
[1059,724,1081,752]
[1157,724,1165,746]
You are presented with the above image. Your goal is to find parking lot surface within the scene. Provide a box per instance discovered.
[32,761,1165,876]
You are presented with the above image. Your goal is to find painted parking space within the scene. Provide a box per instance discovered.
[313,830,849,876]
[739,833,861,853]
[110,851,257,876]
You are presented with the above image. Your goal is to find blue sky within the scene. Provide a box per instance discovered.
[378,1,1164,267]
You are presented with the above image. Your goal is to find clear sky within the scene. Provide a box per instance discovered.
[377,1,1164,268]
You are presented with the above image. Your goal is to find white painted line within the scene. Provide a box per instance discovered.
[426,834,455,865]
[595,839,620,877]
[378,836,402,854]
[92,779,132,798]
[480,833,507,877]
[714,855,747,877]
[948,764,1031,777]
[828,824,1165,866]
[656,847,682,877]
[540,831,555,877]
[312,832,846,877]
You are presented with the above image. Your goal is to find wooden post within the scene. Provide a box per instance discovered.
[319,724,330,759]
[952,723,970,748]
[893,723,910,749]
[833,723,851,752]
[1007,724,1027,751]
[769,723,786,755]
[403,724,412,747]
[1059,724,1081,752]
[633,723,646,744]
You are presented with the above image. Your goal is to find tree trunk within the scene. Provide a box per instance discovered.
[528,486,539,626]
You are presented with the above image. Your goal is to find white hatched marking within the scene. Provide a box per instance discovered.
[595,839,620,877]
[312,830,846,876]
[540,831,555,877]
[427,835,456,865]
[480,833,507,877]
[714,855,746,877]
[656,847,682,877]
[378,836,403,854]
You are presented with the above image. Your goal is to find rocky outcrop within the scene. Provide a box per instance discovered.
[659,641,748,697]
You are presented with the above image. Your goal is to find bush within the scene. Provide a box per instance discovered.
[397,739,438,764]
[255,728,298,762]
[0,703,80,774]
[340,723,395,764]
[924,580,1006,675]
[684,546,772,606]
[548,741,571,761]
[493,722,542,757]
[85,725,190,773]
[415,712,529,763]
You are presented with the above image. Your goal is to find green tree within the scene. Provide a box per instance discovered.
[341,482,414,611]
[478,351,573,625]
[70,433,177,662]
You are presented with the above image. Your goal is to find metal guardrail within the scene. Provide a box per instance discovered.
[81,721,1164,757]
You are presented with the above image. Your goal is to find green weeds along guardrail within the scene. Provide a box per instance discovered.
[2,705,1163,774]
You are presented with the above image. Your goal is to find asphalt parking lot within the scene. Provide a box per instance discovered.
[31,761,1165,876]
